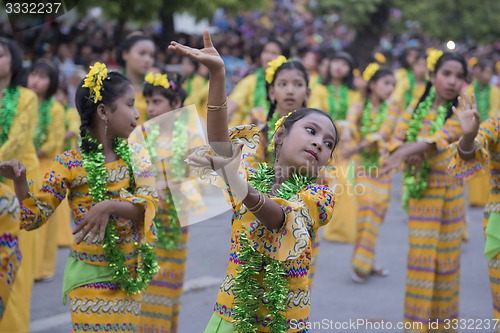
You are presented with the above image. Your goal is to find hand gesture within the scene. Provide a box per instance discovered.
[405,153,423,174]
[186,143,244,184]
[73,201,111,245]
[0,159,26,180]
[380,148,405,176]
[453,93,480,141]
[168,30,224,73]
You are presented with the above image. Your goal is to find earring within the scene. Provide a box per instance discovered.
[104,119,108,136]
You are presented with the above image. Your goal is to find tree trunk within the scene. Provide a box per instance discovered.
[345,4,390,67]
[160,5,176,49]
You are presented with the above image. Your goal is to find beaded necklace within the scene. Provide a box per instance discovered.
[327,83,349,121]
[33,97,54,150]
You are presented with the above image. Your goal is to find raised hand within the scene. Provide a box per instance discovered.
[453,93,480,141]
[0,159,26,180]
[168,30,224,73]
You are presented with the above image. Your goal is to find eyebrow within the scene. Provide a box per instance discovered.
[305,121,336,142]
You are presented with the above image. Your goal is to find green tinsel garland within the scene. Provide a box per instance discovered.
[360,99,388,171]
[145,113,189,251]
[473,80,491,122]
[404,69,416,108]
[327,83,349,121]
[0,86,20,183]
[402,87,450,211]
[254,67,269,110]
[233,163,314,333]
[80,132,158,294]
[33,97,54,150]
[63,105,72,151]
[0,86,20,148]
[266,112,281,145]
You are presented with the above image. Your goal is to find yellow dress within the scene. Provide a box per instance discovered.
[191,125,335,332]
[34,100,65,280]
[0,87,40,333]
[133,111,206,333]
[20,146,158,333]
[58,106,81,247]
[228,69,268,127]
[463,83,500,207]
[183,74,208,117]
[447,116,500,329]
[309,83,362,244]
[136,92,148,124]
[350,101,399,275]
[387,102,464,332]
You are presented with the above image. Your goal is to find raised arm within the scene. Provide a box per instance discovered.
[169,31,232,157]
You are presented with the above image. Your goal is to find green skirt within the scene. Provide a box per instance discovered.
[204,313,237,333]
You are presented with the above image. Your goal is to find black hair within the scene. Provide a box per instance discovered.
[400,47,421,69]
[475,58,496,73]
[279,107,340,154]
[324,52,356,90]
[264,60,310,138]
[27,59,60,98]
[116,33,154,68]
[0,37,23,87]
[143,74,187,106]
[75,71,132,153]
[258,37,290,59]
[365,68,393,96]
[413,52,468,122]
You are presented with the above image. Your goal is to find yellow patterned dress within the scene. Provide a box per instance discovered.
[0,87,40,333]
[447,116,500,330]
[34,99,65,280]
[58,106,81,247]
[193,125,335,332]
[463,83,500,207]
[136,92,148,124]
[19,147,158,333]
[350,101,399,275]
[387,103,464,332]
[134,114,205,333]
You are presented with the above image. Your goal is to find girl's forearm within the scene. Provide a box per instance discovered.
[207,69,232,157]
[397,141,435,159]
[13,177,29,203]
[225,174,285,230]
[102,200,145,223]
[457,136,476,161]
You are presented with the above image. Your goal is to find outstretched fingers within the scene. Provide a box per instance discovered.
[203,30,213,48]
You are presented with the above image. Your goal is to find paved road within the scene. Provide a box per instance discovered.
[29,174,494,332]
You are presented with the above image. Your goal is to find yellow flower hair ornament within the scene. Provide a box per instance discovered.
[269,110,294,150]
[427,49,443,72]
[82,62,108,103]
[362,63,380,82]
[144,72,171,90]
[374,52,386,64]
[468,57,478,68]
[265,55,288,84]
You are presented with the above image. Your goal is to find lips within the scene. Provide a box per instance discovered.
[284,98,295,104]
[305,149,318,161]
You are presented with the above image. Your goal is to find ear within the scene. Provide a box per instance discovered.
[274,126,286,146]
[171,96,182,109]
[97,104,109,121]
[122,50,129,63]
[305,86,311,101]
[268,85,276,103]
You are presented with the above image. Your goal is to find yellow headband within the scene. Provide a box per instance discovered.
[82,62,108,103]
[362,63,380,82]
[265,55,287,84]
[427,49,443,72]
[144,72,170,90]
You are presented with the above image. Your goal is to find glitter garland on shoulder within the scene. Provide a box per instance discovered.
[33,97,54,150]
[80,132,158,293]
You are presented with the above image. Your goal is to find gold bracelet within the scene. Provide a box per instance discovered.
[246,192,263,211]
[206,99,228,112]
[251,194,266,214]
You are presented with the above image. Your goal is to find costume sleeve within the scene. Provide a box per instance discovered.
[19,153,71,230]
[122,143,158,242]
[241,184,335,262]
[307,84,328,111]
[365,102,400,151]
[386,104,414,153]
[0,89,37,161]
[40,101,65,158]
[419,113,461,152]
[447,116,498,179]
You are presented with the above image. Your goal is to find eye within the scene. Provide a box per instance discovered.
[277,82,286,87]
[324,141,333,149]
[306,127,315,134]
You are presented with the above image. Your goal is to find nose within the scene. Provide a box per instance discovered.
[312,140,322,151]
[134,107,140,120]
